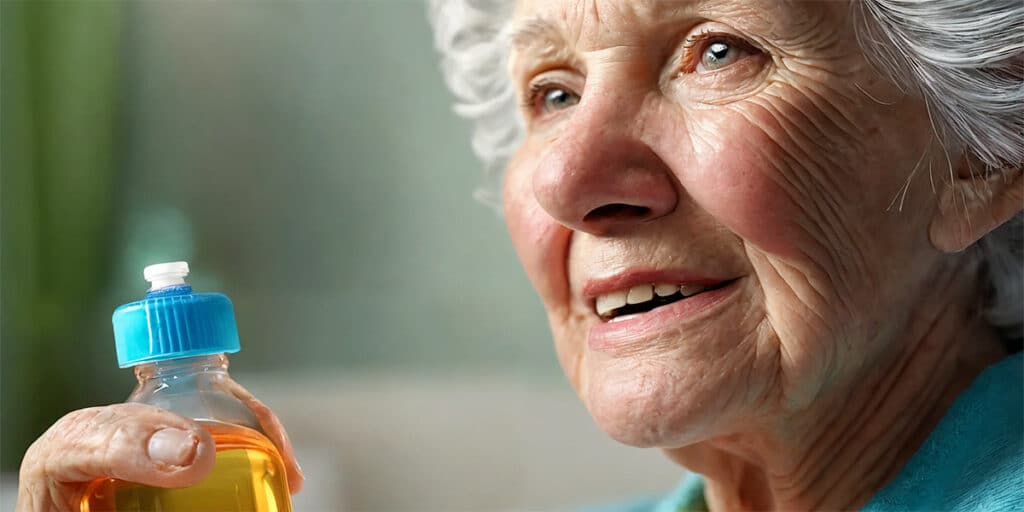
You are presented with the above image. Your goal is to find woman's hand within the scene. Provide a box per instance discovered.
[16,401,303,512]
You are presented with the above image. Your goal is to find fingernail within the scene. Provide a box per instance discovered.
[148,428,198,467]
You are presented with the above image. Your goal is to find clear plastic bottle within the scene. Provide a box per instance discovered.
[81,262,292,512]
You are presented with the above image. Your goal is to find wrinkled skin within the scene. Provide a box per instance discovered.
[17,385,303,511]
[504,0,1021,509]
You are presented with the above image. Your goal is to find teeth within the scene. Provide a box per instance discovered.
[596,282,714,319]
[679,284,705,296]
[654,283,678,297]
[626,284,654,304]
[609,313,640,323]
[595,290,627,317]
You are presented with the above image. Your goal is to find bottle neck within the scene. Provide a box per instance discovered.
[128,352,260,431]
[134,353,229,382]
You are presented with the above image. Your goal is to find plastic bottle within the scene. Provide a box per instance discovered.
[81,262,292,512]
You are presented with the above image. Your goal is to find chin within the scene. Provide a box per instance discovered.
[582,357,724,448]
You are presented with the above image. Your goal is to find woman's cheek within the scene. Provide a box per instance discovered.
[503,153,572,310]
[679,112,815,263]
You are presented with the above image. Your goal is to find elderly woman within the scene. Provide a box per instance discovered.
[426,0,1024,509]
[16,0,1024,510]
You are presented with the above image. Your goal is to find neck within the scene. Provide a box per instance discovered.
[666,270,1008,511]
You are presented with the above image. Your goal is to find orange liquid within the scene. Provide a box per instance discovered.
[81,421,291,512]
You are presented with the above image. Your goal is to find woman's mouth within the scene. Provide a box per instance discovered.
[594,281,733,322]
[584,274,743,352]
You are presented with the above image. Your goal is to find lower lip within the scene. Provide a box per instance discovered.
[587,278,743,352]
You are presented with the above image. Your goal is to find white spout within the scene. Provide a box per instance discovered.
[144,261,190,290]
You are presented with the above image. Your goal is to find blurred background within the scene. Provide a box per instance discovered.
[1,1,683,509]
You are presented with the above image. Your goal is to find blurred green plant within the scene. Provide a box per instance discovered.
[1,0,122,470]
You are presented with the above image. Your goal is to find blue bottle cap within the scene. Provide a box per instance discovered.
[112,262,240,368]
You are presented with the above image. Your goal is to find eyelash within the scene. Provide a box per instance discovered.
[524,81,550,108]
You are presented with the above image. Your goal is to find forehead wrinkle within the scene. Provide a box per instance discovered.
[517,1,670,50]
[511,0,671,57]
[510,17,566,59]
[510,0,799,54]
[509,16,585,77]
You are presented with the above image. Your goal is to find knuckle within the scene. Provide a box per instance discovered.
[50,407,98,435]
[102,419,148,471]
[18,442,46,484]
[21,408,102,479]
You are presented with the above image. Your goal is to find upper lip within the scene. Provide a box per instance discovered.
[581,268,735,306]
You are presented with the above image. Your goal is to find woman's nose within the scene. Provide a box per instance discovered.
[531,108,679,236]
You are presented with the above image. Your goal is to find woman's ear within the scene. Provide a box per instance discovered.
[930,153,1024,253]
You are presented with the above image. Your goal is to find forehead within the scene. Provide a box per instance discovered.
[511,0,843,52]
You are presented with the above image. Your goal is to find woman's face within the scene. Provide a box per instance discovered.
[504,0,949,447]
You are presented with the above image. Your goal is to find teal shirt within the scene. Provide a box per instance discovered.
[603,353,1023,512]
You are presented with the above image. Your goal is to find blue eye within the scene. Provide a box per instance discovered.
[543,88,579,111]
[526,83,580,116]
[702,41,740,71]
[681,32,760,74]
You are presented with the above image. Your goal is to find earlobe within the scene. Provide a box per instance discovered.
[929,160,1024,253]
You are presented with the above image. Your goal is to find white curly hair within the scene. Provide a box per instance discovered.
[427,0,1024,343]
